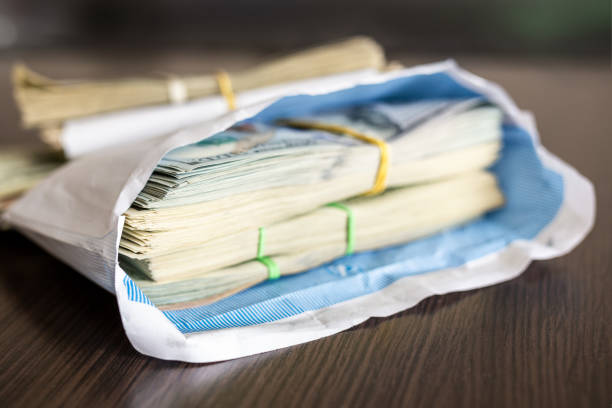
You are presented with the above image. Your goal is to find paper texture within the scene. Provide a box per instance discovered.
[3,61,595,362]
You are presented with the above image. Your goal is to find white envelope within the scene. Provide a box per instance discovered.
[3,61,595,362]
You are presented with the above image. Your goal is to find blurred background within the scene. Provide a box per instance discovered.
[0,0,609,147]
[0,0,608,55]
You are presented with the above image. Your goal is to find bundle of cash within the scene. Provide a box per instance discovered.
[13,37,386,150]
[3,38,388,214]
[120,98,505,308]
[127,171,503,309]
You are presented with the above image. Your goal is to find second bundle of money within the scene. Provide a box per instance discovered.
[120,98,505,309]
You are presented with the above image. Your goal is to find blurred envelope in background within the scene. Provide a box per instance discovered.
[59,69,381,157]
[13,36,387,157]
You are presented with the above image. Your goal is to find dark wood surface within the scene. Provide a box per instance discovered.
[0,52,610,407]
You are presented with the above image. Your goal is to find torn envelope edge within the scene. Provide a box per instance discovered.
[4,60,596,362]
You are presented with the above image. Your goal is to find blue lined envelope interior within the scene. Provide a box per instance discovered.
[124,72,564,333]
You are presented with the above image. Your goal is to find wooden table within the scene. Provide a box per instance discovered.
[0,52,610,407]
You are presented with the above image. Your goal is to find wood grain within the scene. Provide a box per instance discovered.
[0,53,610,408]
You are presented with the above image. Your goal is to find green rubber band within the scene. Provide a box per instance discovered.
[257,227,266,258]
[326,202,355,255]
[256,227,280,280]
[257,256,281,280]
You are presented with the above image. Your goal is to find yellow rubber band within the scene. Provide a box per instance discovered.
[279,120,389,195]
[215,70,237,111]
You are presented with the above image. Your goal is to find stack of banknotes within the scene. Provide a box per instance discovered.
[5,37,507,311]
[4,37,384,208]
[13,37,386,155]
[119,99,505,309]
